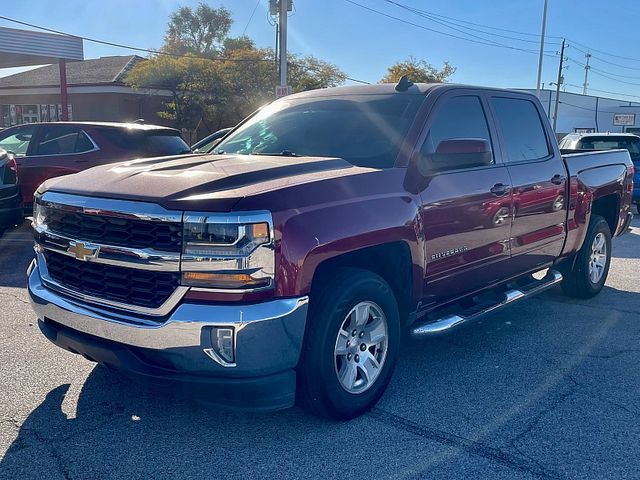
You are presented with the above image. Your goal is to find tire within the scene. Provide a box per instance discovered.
[561,215,612,299]
[297,268,400,420]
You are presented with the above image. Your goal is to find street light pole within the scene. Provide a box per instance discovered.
[536,0,549,98]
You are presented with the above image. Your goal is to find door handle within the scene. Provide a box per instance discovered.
[490,183,509,196]
[550,174,565,185]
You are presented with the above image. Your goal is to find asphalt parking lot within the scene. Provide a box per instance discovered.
[0,219,639,480]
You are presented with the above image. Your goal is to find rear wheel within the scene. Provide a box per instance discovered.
[561,215,611,298]
[297,268,400,420]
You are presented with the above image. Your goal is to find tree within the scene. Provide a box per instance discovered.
[164,4,232,56]
[381,56,456,84]
[126,54,225,130]
[288,55,347,93]
[126,4,348,132]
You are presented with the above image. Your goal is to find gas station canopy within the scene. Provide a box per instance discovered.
[0,26,83,68]
[0,26,84,121]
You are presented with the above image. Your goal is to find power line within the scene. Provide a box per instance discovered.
[567,57,640,87]
[0,15,272,63]
[242,0,262,36]
[564,83,640,101]
[571,44,640,72]
[381,0,561,46]
[383,0,562,39]
[344,0,558,57]
[0,14,371,85]
[569,38,640,64]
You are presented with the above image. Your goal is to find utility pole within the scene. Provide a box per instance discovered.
[279,0,288,88]
[552,39,566,133]
[582,51,591,95]
[536,0,549,98]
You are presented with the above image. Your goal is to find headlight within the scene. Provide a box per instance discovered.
[33,199,47,228]
[181,212,275,290]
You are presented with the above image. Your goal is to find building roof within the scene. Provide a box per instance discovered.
[0,55,144,89]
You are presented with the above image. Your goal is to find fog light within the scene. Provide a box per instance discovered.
[203,327,236,367]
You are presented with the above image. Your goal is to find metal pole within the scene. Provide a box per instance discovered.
[279,0,288,87]
[59,59,69,121]
[552,39,566,133]
[536,0,549,98]
[582,51,591,95]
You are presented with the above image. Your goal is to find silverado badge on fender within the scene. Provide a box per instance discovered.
[431,246,469,261]
[67,241,100,262]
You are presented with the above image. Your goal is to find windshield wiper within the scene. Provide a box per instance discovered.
[251,150,300,157]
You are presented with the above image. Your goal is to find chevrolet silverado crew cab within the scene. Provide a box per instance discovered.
[28,82,634,420]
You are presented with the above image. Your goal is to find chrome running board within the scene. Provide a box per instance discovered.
[410,270,563,338]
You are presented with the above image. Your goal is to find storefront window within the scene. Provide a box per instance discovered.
[0,104,72,127]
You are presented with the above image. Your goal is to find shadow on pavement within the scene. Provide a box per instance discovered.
[3,284,640,479]
[0,221,33,288]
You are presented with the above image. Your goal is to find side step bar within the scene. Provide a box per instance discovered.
[410,270,563,338]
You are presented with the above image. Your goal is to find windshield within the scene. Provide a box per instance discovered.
[578,136,640,159]
[214,94,425,168]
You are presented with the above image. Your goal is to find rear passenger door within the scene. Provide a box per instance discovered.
[17,125,100,205]
[416,91,514,300]
[488,94,568,272]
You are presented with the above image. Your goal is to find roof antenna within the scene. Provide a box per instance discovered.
[395,75,414,92]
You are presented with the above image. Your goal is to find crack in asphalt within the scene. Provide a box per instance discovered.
[368,408,564,480]
[553,348,640,360]
[507,386,577,450]
[0,291,30,306]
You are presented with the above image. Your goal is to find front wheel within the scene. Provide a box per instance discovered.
[561,215,612,298]
[297,269,400,420]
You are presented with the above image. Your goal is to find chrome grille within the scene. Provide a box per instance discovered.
[44,250,180,309]
[45,209,182,252]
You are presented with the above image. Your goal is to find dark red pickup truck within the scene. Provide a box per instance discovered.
[28,83,634,419]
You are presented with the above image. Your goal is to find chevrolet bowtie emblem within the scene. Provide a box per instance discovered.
[67,241,100,262]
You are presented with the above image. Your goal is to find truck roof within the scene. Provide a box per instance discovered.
[286,83,534,100]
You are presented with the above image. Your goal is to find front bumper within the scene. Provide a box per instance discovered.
[28,262,309,411]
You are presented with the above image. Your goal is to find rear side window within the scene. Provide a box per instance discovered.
[491,97,550,162]
[33,126,96,155]
[99,129,190,156]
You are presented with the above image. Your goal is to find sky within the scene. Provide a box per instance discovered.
[2,0,640,102]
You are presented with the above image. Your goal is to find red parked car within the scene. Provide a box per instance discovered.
[0,122,191,207]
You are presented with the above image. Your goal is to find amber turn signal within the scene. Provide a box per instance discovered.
[182,271,269,289]
[250,222,269,240]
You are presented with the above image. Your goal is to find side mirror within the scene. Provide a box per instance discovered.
[418,138,493,175]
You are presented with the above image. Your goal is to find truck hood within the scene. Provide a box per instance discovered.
[40,153,362,211]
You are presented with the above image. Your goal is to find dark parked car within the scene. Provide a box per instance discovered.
[29,84,634,419]
[191,127,232,153]
[0,122,191,207]
[560,132,640,208]
[0,148,22,236]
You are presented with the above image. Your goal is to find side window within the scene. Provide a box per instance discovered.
[420,96,494,172]
[0,125,36,156]
[491,97,550,162]
[33,126,95,156]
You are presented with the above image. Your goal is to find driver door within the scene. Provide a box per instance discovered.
[414,91,514,301]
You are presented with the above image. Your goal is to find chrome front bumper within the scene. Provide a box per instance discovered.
[28,261,309,379]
